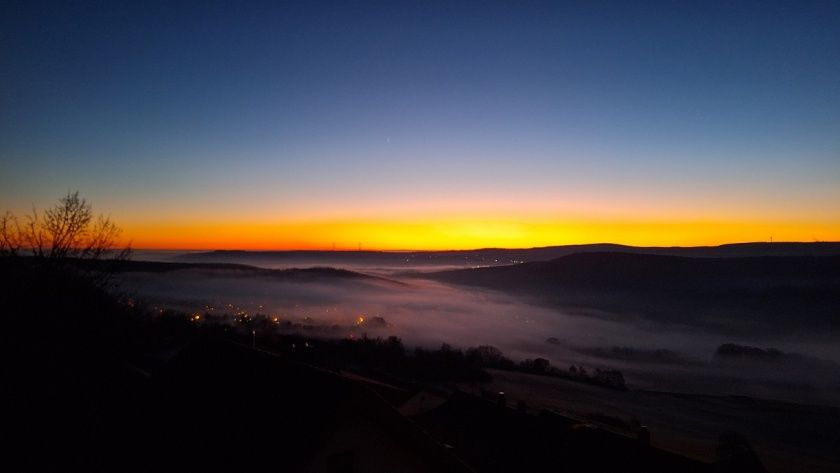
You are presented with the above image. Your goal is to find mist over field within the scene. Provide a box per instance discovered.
[121,250,840,406]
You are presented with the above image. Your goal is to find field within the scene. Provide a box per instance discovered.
[477,369,840,473]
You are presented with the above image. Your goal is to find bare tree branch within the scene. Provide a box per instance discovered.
[0,212,23,255]
[1,192,131,284]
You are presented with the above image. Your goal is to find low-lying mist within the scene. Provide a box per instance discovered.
[117,260,840,406]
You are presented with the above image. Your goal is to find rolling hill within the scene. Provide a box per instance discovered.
[424,252,840,334]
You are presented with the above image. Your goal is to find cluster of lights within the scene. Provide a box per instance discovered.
[152,301,396,338]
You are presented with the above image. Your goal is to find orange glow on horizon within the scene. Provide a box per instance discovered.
[120,218,840,251]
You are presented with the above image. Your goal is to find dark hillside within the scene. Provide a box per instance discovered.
[426,253,840,334]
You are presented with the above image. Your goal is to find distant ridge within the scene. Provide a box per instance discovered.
[169,242,840,267]
[106,259,401,284]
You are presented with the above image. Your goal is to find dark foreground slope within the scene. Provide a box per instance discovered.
[3,257,757,473]
[425,253,840,334]
[0,257,462,472]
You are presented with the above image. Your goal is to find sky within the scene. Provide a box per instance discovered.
[1,0,839,250]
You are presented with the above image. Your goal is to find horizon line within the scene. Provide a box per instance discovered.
[129,240,840,253]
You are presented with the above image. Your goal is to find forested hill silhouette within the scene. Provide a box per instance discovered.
[424,252,840,335]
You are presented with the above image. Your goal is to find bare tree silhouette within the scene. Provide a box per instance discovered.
[1,191,130,282]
